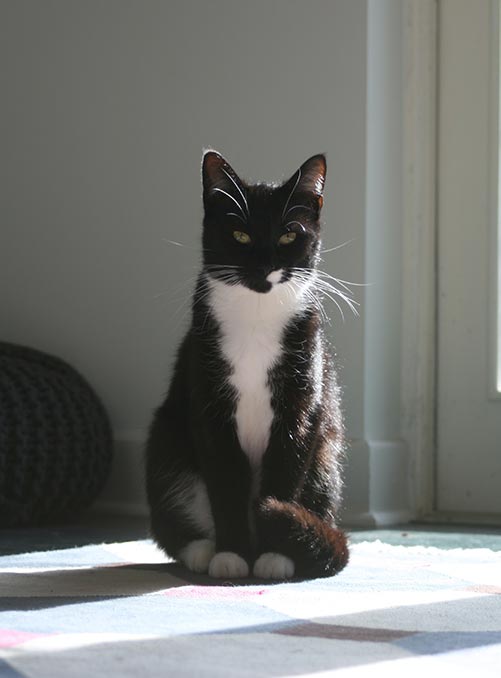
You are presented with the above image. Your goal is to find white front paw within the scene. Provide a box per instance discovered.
[178,539,215,573]
[208,552,249,578]
[253,553,295,579]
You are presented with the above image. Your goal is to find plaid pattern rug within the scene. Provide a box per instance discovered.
[1,538,500,677]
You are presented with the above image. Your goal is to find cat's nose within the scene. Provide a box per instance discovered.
[255,264,273,279]
[266,269,284,285]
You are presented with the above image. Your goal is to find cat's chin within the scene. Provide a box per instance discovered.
[243,280,274,294]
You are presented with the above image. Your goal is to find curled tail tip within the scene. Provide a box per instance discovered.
[257,498,349,578]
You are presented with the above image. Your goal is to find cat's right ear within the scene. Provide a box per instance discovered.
[202,151,247,215]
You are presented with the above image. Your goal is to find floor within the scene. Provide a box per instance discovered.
[1,512,501,556]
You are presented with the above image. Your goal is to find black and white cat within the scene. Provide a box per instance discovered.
[145,151,349,579]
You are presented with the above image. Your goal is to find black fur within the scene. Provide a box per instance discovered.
[145,151,348,579]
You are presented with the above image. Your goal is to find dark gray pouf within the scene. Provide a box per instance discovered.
[0,342,113,527]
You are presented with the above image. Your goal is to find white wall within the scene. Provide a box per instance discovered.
[1,0,409,522]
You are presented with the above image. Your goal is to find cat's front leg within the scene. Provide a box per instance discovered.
[198,429,253,578]
[253,421,348,580]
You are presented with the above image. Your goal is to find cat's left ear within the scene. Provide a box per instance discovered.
[283,154,327,212]
[202,150,246,211]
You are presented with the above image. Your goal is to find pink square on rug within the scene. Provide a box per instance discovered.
[162,586,267,599]
[0,629,49,648]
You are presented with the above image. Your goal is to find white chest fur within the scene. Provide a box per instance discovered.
[207,274,307,464]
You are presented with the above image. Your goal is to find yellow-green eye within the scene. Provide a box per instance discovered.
[278,231,297,245]
[233,230,251,244]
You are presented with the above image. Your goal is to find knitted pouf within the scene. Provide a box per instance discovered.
[0,342,113,527]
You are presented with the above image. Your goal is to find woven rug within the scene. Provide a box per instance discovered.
[1,538,500,677]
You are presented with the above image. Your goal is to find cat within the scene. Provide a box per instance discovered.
[145,150,349,580]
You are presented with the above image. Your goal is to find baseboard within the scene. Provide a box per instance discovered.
[91,500,149,518]
[96,432,414,527]
[94,431,148,516]
[342,509,415,528]
[340,511,378,528]
[342,438,414,527]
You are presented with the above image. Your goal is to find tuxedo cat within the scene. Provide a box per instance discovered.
[145,151,349,579]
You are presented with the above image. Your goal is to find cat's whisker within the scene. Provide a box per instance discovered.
[290,269,360,321]
[307,282,347,323]
[222,168,249,216]
[284,273,330,324]
[215,278,242,287]
[291,266,368,289]
[281,279,302,309]
[203,270,243,288]
[291,267,365,309]
[320,239,355,255]
[193,283,217,310]
[204,267,241,277]
[315,277,357,298]
[156,289,200,335]
[162,238,186,248]
[314,279,360,313]
[304,288,329,324]
[315,270,370,288]
[315,280,362,315]
[212,187,247,218]
[153,275,199,301]
[171,300,194,325]
[328,296,346,323]
[323,277,354,296]
[162,239,216,254]
[284,272,330,324]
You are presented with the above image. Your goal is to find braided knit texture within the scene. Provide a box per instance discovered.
[0,342,113,527]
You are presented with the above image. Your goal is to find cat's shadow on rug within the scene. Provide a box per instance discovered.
[1,561,296,610]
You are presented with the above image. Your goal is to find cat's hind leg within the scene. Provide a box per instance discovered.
[178,539,216,573]
[148,469,216,574]
[150,475,249,577]
[146,394,218,573]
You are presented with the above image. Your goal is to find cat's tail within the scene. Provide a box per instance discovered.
[255,498,349,579]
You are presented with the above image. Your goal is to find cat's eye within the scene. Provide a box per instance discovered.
[278,232,297,246]
[233,230,251,244]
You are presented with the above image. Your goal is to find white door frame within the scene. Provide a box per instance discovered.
[402,0,501,521]
[401,0,438,519]
[488,0,501,401]
[435,0,501,519]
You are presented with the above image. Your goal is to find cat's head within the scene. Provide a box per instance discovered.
[201,151,326,294]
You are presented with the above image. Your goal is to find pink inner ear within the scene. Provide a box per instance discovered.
[203,151,244,195]
[312,175,324,196]
[203,151,225,179]
[300,154,326,197]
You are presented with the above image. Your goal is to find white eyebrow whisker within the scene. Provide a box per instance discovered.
[212,187,246,217]
[281,168,302,219]
[226,212,247,224]
[222,168,249,216]
[283,204,311,220]
[283,221,305,232]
